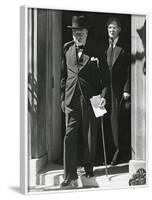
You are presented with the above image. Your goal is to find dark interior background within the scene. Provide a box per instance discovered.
[59,10,131,166]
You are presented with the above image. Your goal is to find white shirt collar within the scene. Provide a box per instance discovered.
[109,37,119,48]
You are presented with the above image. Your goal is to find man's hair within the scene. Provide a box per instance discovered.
[107,17,121,28]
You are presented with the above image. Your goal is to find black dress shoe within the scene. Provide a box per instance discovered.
[110,160,118,166]
[85,172,94,178]
[60,179,78,187]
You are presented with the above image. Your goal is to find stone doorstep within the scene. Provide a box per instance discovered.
[35,163,130,190]
[33,173,129,191]
[29,154,48,187]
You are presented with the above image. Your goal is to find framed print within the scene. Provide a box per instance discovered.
[20,5,147,194]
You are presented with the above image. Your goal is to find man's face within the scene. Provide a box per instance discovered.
[72,28,88,46]
[107,21,121,40]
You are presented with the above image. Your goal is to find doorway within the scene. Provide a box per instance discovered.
[27,8,147,190]
[28,8,131,162]
[61,10,131,165]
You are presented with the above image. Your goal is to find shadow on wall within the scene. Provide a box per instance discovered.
[28,72,38,115]
[28,72,38,158]
[131,20,146,75]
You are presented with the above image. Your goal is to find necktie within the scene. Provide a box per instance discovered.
[108,39,114,68]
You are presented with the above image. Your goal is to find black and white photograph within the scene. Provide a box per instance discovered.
[20,6,146,194]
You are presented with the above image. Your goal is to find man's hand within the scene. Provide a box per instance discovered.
[61,101,65,113]
[91,95,106,108]
[123,92,130,100]
[99,97,106,108]
[90,57,99,67]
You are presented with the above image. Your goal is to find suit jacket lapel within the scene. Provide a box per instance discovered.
[112,46,122,66]
[78,52,90,71]
[66,43,90,72]
[66,44,78,74]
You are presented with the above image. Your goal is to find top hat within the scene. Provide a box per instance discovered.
[67,15,90,29]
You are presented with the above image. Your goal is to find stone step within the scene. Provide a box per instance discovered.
[33,163,130,191]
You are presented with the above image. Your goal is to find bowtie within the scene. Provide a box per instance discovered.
[76,45,84,50]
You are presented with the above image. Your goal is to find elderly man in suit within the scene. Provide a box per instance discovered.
[104,17,131,165]
[60,15,109,187]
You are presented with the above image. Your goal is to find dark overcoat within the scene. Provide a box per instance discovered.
[60,40,109,176]
[102,38,131,163]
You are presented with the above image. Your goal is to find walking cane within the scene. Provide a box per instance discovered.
[101,116,109,178]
